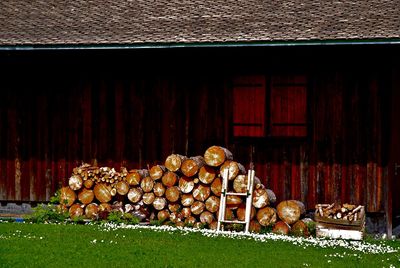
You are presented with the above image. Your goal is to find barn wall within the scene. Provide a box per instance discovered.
[0,48,393,214]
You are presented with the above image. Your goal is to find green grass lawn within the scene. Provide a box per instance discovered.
[0,222,399,268]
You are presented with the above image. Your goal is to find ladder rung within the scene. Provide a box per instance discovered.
[225,192,247,196]
[220,220,246,224]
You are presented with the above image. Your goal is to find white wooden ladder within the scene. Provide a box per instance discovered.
[217,169,255,233]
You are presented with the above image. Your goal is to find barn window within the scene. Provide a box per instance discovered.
[232,75,307,138]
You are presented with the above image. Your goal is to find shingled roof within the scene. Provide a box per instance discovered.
[1,0,400,47]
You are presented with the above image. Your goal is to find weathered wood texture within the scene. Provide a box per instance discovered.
[0,61,392,215]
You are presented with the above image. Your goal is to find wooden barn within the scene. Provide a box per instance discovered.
[0,1,399,235]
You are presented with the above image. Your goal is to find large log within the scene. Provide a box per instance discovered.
[256,207,277,226]
[94,183,112,203]
[220,161,246,180]
[191,201,205,215]
[165,186,180,203]
[178,176,195,193]
[192,184,211,202]
[116,180,129,195]
[204,146,233,167]
[276,200,305,225]
[127,188,143,203]
[291,219,309,237]
[162,172,178,187]
[78,188,94,205]
[181,156,205,177]
[198,166,217,184]
[272,221,291,235]
[149,165,166,181]
[60,186,76,207]
[69,175,83,191]
[200,211,214,225]
[205,196,220,213]
[142,192,155,205]
[181,194,195,207]
[140,176,154,193]
[237,204,256,221]
[210,177,222,196]
[252,188,276,209]
[85,203,99,219]
[69,204,84,219]
[153,197,167,210]
[165,154,187,172]
[233,175,261,193]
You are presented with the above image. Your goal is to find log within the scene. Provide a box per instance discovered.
[181,156,205,177]
[209,221,218,230]
[165,154,187,172]
[170,212,183,224]
[140,176,154,193]
[233,175,261,193]
[191,201,205,215]
[98,202,112,212]
[204,146,233,167]
[181,207,192,218]
[237,204,256,221]
[291,219,309,237]
[178,176,195,193]
[157,209,170,221]
[162,171,178,187]
[210,177,222,196]
[94,183,112,203]
[142,192,155,205]
[60,186,76,207]
[249,220,262,233]
[200,211,214,225]
[181,194,195,207]
[126,169,149,186]
[226,195,243,208]
[220,161,246,180]
[272,221,291,235]
[252,188,270,209]
[276,200,305,225]
[165,186,180,203]
[153,182,166,197]
[85,203,99,219]
[198,165,217,184]
[153,197,167,210]
[127,188,143,203]
[168,203,181,213]
[116,180,129,195]
[69,204,84,219]
[205,196,220,213]
[69,175,83,191]
[256,207,277,226]
[78,188,94,205]
[149,165,166,180]
[185,216,197,226]
[83,179,94,189]
[192,184,211,202]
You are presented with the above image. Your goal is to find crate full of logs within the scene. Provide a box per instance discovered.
[314,203,365,240]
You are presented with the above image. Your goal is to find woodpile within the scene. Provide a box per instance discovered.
[60,145,312,234]
[315,203,364,222]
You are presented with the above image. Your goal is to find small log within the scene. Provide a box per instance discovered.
[153,197,167,210]
[140,176,154,193]
[233,175,262,193]
[249,220,262,233]
[226,195,243,207]
[127,188,143,203]
[193,184,211,202]
[85,203,99,219]
[142,192,155,205]
[153,182,166,197]
[237,204,256,221]
[69,175,83,191]
[191,201,205,215]
[126,169,149,186]
[185,216,197,226]
[252,188,270,209]
[165,154,187,172]
[181,207,192,218]
[272,221,291,235]
[210,177,222,196]
[78,188,94,205]
[170,212,183,224]
[200,211,214,225]
[291,219,309,237]
[162,171,178,187]
[94,183,112,203]
[181,156,205,177]
[149,165,166,181]
[276,200,305,225]
[110,188,117,196]
[204,146,233,167]
[168,203,181,212]
[165,186,181,203]
[83,179,94,189]
[157,209,170,221]
[60,186,76,207]
[69,204,84,219]
[205,196,220,213]
[198,166,217,184]
[220,161,246,180]
[178,176,195,193]
[116,180,129,195]
[257,207,277,226]
[98,203,112,212]
[181,194,195,207]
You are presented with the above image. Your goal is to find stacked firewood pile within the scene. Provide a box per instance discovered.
[315,203,364,222]
[59,145,311,234]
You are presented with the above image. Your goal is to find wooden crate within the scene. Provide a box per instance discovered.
[315,205,365,240]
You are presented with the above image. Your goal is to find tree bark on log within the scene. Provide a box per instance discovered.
[257,207,277,226]
[165,154,187,172]
[198,166,217,184]
[149,165,166,181]
[220,161,246,180]
[205,196,220,213]
[204,146,233,167]
[178,176,195,193]
[162,171,178,187]
[181,156,205,177]
[276,200,305,225]
[193,184,211,202]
